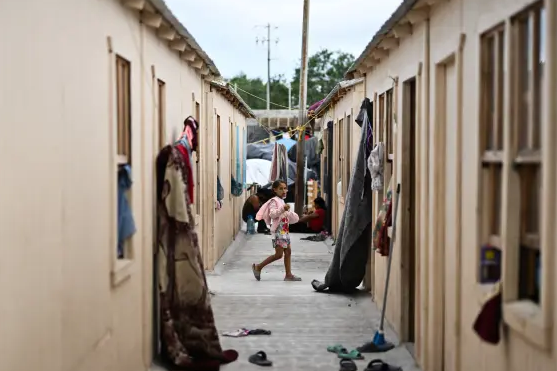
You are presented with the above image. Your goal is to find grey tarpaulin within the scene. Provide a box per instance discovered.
[247,120,270,143]
[287,137,320,167]
[312,113,373,293]
[247,143,275,161]
[247,143,316,181]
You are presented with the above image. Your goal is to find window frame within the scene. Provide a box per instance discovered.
[490,2,553,350]
[116,55,131,165]
[344,113,352,195]
[157,79,166,149]
[193,97,201,217]
[112,53,134,285]
[216,114,221,162]
[478,25,505,256]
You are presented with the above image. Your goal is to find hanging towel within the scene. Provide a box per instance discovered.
[368,142,385,191]
[278,143,288,180]
[217,176,224,201]
[117,165,136,258]
[269,143,279,181]
[473,282,502,344]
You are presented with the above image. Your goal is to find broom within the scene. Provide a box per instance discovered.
[359,183,401,353]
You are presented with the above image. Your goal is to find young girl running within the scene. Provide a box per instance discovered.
[252,180,302,282]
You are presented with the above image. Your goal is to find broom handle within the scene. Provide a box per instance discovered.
[379,183,401,332]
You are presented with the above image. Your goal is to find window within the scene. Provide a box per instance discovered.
[378,94,385,143]
[116,55,132,260]
[338,118,343,184]
[116,56,131,164]
[512,4,544,304]
[344,114,352,193]
[386,89,394,158]
[216,115,221,161]
[195,101,201,215]
[230,119,234,200]
[479,25,505,257]
[157,79,166,149]
[378,93,387,200]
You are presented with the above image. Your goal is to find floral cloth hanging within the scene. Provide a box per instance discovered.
[372,179,393,256]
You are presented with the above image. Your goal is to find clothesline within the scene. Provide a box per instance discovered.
[249,97,336,145]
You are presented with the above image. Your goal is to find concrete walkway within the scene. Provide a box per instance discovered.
[205,231,422,371]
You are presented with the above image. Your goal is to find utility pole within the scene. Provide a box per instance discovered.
[255,24,279,113]
[266,23,271,112]
[288,83,292,127]
[295,0,310,215]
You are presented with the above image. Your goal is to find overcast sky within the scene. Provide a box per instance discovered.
[165,0,402,82]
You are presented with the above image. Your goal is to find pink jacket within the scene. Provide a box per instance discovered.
[256,196,299,233]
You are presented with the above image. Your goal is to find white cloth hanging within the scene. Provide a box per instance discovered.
[368,142,384,191]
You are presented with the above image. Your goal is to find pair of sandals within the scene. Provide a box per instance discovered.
[340,359,402,371]
[252,264,302,282]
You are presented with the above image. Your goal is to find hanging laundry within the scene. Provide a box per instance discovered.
[156,118,239,368]
[278,143,288,180]
[231,175,243,197]
[473,282,502,344]
[372,179,393,256]
[368,142,385,192]
[269,143,279,181]
[217,176,224,201]
[117,165,136,259]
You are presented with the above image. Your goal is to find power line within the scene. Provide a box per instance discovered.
[233,85,291,110]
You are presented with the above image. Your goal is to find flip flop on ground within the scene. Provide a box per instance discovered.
[339,359,358,371]
[248,351,273,367]
[252,264,261,281]
[364,359,402,371]
[327,344,345,354]
[338,349,364,360]
[284,275,302,281]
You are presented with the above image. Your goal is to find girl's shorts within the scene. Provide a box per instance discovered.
[272,239,291,249]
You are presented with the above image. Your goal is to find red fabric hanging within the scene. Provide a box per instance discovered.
[176,144,195,204]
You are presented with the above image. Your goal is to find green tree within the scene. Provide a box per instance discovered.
[228,72,266,109]
[229,73,290,110]
[291,49,355,107]
[228,48,354,110]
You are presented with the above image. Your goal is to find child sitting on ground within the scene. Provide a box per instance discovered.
[289,196,327,233]
[252,180,301,282]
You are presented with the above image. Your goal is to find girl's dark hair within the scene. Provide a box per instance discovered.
[314,197,326,210]
[271,179,287,191]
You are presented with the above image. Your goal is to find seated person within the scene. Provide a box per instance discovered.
[289,197,327,233]
[242,191,271,234]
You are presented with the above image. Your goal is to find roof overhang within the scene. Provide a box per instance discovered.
[121,0,220,78]
[210,80,256,118]
[345,0,447,79]
[313,78,365,118]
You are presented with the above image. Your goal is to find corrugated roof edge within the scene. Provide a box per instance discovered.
[210,80,256,118]
[344,0,419,79]
[150,0,221,77]
[313,78,365,118]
